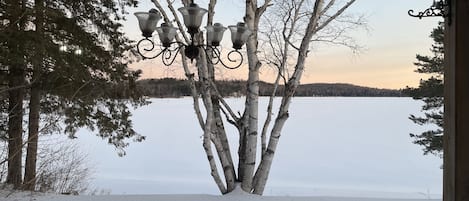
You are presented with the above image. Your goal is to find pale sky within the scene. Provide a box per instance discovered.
[123,1,440,89]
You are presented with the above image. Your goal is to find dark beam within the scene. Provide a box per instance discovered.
[443,0,469,200]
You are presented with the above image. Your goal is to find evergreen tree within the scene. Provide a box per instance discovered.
[404,22,444,157]
[1,0,146,189]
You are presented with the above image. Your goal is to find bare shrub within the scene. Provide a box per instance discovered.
[35,138,92,194]
[0,138,93,194]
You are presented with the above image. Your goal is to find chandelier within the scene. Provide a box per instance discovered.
[134,3,251,69]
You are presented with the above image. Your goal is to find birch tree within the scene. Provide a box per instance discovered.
[150,0,360,195]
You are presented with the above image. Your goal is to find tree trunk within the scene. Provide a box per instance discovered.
[23,85,40,190]
[252,104,289,194]
[211,98,237,192]
[23,0,44,191]
[241,0,261,192]
[6,67,24,189]
[6,0,26,189]
[252,0,326,194]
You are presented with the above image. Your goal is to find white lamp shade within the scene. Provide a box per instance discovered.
[156,23,178,47]
[206,23,227,46]
[178,3,207,35]
[228,22,251,49]
[134,9,162,37]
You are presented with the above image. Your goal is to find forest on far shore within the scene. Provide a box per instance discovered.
[137,78,404,98]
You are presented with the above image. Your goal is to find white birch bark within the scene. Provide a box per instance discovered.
[252,0,357,194]
[206,0,237,192]
[240,0,272,192]
[198,47,228,193]
[240,0,260,191]
[252,0,325,193]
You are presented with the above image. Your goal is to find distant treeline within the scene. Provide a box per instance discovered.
[137,78,404,98]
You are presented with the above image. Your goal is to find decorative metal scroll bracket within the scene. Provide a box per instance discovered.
[136,38,244,69]
[408,0,452,25]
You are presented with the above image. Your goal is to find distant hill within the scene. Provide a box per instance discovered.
[137,78,403,98]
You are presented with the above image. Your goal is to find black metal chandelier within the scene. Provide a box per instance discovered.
[408,0,451,24]
[134,3,251,69]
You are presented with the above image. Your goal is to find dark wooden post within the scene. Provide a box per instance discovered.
[443,0,469,200]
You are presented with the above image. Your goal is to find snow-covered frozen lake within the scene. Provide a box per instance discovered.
[75,97,442,199]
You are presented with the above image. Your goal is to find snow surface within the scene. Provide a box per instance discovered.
[11,97,442,200]
[1,190,442,201]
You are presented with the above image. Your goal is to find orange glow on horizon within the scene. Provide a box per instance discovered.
[131,40,430,90]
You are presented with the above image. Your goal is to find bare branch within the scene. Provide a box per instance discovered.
[314,0,356,34]
[319,0,336,16]
[70,80,92,100]
[185,69,205,130]
[256,0,273,18]
[262,26,283,66]
[260,72,281,156]
[207,0,217,26]
[151,0,171,22]
[219,104,238,126]
[209,81,240,123]
[283,0,306,51]
[0,84,31,95]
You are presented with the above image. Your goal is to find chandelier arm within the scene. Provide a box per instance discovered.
[162,45,182,66]
[204,46,221,65]
[218,49,243,70]
[136,38,186,62]
[136,38,169,60]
